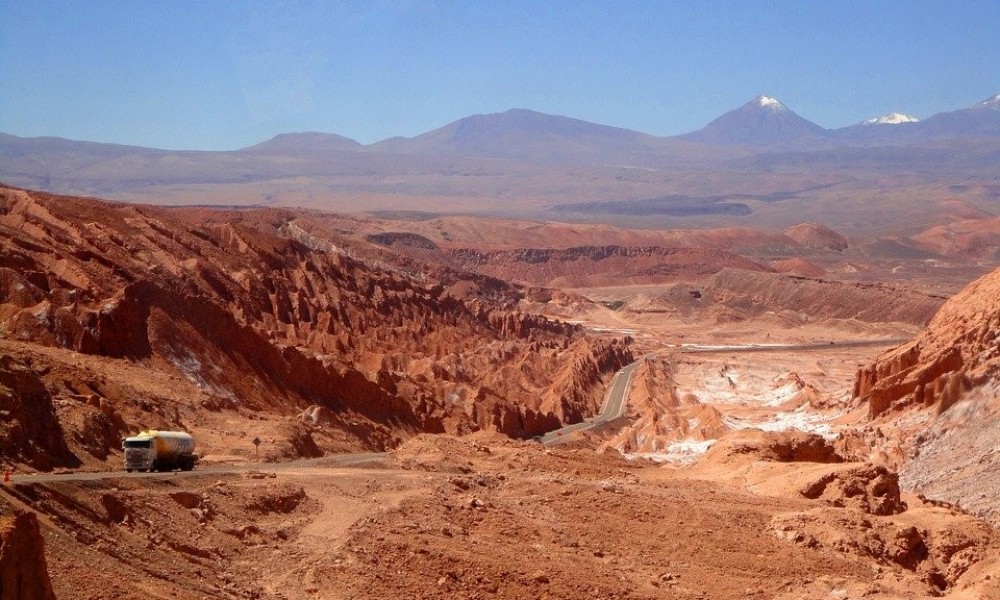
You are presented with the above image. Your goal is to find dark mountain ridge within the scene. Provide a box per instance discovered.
[2,93,998,207]
[5,92,997,161]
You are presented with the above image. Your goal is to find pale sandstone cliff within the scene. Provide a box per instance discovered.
[853,266,1000,418]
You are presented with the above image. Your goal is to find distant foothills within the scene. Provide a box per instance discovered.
[1,93,998,209]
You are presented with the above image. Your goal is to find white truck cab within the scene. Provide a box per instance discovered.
[122,430,196,472]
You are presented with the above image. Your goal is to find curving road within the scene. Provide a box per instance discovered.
[1,356,642,484]
[536,337,903,446]
[538,357,642,446]
[0,338,901,482]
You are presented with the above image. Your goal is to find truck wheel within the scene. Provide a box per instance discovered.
[126,469,133,473]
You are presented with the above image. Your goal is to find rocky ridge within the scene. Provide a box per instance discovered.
[0,510,57,600]
[853,265,1000,419]
[852,264,1000,526]
[447,245,771,288]
[782,222,849,252]
[0,186,631,470]
[645,269,943,326]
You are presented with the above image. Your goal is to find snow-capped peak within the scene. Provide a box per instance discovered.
[862,112,920,125]
[754,95,786,110]
[972,93,1000,111]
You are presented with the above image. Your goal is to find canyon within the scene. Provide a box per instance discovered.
[3,2,1000,593]
[3,180,1000,599]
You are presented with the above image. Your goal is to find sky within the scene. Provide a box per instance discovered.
[1,0,998,151]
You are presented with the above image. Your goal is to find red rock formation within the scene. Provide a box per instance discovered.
[447,245,771,287]
[703,429,844,464]
[799,464,906,515]
[770,256,826,277]
[0,355,79,471]
[910,216,1000,259]
[0,511,57,600]
[854,265,1000,418]
[702,269,942,325]
[0,185,631,466]
[783,222,849,252]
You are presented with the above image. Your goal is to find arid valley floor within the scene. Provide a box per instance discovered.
[4,177,1000,600]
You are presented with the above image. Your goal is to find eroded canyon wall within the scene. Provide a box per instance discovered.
[0,186,630,467]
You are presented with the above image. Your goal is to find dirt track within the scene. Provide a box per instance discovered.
[6,431,1000,600]
[6,336,1000,599]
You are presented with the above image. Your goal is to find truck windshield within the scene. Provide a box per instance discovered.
[124,440,152,449]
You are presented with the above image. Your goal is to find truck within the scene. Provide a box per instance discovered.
[122,430,196,472]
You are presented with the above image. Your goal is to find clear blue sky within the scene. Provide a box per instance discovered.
[2,0,998,150]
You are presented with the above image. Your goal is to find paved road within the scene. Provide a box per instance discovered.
[0,338,901,482]
[539,358,642,446]
[535,337,903,446]
[674,338,906,354]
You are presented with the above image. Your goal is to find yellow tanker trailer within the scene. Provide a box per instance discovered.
[122,430,196,472]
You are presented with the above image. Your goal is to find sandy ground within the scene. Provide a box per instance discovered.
[8,308,1000,599]
[658,345,877,454]
[4,196,999,599]
[6,432,999,600]
[540,286,904,468]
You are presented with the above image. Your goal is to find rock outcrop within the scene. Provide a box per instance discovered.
[0,355,80,471]
[0,511,57,600]
[853,265,1000,418]
[689,269,942,325]
[702,429,844,465]
[783,222,849,252]
[799,464,906,516]
[447,245,770,287]
[0,186,631,467]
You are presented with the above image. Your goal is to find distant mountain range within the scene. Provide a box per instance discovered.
[1,93,998,206]
[681,93,1000,148]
